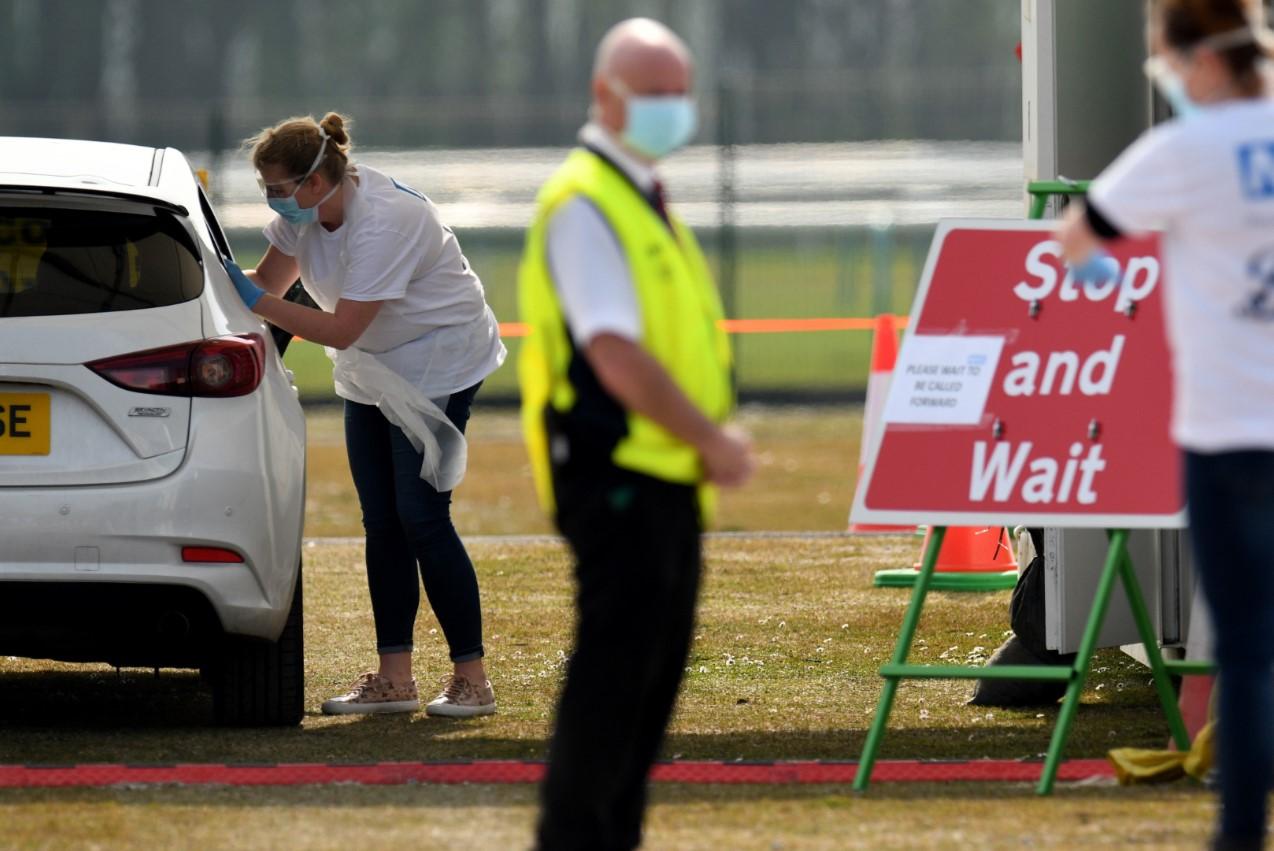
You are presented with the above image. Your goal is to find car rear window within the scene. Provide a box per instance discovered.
[0,205,203,318]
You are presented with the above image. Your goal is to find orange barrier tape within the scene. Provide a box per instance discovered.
[497,316,910,339]
[719,317,910,334]
[294,316,908,343]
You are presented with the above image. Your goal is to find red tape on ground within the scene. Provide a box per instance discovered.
[0,759,1113,788]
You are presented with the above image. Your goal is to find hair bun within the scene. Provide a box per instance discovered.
[319,112,351,147]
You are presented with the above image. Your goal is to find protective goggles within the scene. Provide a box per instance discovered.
[255,129,329,198]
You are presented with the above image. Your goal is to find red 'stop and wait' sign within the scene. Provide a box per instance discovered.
[850,220,1185,529]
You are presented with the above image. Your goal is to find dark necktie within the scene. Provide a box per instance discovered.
[649,179,673,231]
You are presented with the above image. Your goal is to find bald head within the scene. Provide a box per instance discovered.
[593,18,693,88]
[591,18,695,153]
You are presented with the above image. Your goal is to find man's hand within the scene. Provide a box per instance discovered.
[585,333,755,488]
[699,424,754,487]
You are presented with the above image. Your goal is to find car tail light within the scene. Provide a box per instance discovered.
[182,546,244,564]
[88,334,265,398]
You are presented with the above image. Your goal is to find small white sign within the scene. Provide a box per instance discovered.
[882,334,1005,425]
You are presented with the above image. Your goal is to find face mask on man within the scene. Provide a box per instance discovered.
[257,130,341,226]
[1144,24,1268,119]
[608,77,698,160]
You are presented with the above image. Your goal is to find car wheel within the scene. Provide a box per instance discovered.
[210,559,304,727]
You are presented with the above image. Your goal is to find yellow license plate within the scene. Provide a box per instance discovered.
[0,393,50,455]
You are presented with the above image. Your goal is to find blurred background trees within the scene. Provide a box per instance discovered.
[0,0,1021,149]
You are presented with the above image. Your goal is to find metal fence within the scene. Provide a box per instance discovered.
[218,138,1023,403]
[2,69,1020,152]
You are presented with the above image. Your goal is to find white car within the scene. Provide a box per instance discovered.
[0,137,307,726]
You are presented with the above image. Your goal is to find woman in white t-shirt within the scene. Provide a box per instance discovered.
[224,112,506,718]
[1058,2,1274,846]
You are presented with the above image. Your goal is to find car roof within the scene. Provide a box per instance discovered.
[0,136,189,207]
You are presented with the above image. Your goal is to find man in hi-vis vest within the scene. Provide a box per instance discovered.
[519,17,754,850]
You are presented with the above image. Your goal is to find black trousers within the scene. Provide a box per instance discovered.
[536,460,702,851]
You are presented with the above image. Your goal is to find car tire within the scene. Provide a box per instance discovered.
[210,559,304,727]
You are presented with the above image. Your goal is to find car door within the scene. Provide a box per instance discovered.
[195,183,314,357]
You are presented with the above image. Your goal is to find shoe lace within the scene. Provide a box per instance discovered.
[439,674,469,701]
[350,671,380,695]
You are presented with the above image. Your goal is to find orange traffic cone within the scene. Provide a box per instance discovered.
[874,526,1019,591]
[849,314,912,534]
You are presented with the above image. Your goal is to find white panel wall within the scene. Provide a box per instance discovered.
[1021,0,1151,215]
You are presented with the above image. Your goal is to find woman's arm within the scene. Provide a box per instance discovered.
[252,296,384,350]
[223,253,383,349]
[246,245,301,297]
[1056,203,1105,265]
[1055,201,1124,284]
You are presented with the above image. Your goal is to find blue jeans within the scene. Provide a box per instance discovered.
[1185,449,1274,844]
[344,382,484,662]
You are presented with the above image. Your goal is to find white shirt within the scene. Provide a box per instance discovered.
[545,124,652,344]
[1089,99,1274,452]
[264,165,506,399]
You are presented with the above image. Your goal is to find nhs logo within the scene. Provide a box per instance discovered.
[1237,141,1274,199]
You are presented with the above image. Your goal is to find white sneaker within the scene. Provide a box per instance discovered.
[425,673,496,718]
[321,671,420,715]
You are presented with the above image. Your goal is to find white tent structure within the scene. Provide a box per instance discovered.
[1020,0,1270,657]
[1021,0,1155,215]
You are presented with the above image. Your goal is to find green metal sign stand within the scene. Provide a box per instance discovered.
[853,526,1190,795]
[853,182,1208,795]
[1025,179,1089,219]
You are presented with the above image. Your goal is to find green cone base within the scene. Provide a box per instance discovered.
[873,567,1019,592]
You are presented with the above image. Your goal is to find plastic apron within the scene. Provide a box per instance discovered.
[328,342,468,492]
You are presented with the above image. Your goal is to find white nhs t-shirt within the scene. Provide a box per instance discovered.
[264,165,505,399]
[1089,99,1274,452]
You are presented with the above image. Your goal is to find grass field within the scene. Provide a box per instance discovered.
[0,535,1215,848]
[303,406,864,537]
[0,784,1216,850]
[0,407,1227,848]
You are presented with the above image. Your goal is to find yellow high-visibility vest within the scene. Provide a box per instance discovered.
[517,147,733,522]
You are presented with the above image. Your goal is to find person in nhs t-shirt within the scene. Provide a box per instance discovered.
[225,112,504,720]
[1058,2,1274,847]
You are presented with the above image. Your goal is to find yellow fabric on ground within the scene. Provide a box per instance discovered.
[1182,721,1214,781]
[1108,721,1215,785]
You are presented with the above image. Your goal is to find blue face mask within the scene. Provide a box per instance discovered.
[268,181,341,227]
[1146,61,1200,119]
[259,131,339,226]
[610,79,698,159]
[268,193,320,226]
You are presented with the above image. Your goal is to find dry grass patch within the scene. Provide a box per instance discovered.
[0,784,1218,850]
[301,405,864,537]
[1,537,1179,764]
[0,402,1211,848]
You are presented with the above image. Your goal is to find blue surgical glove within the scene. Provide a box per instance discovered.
[1068,250,1121,285]
[224,260,265,310]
